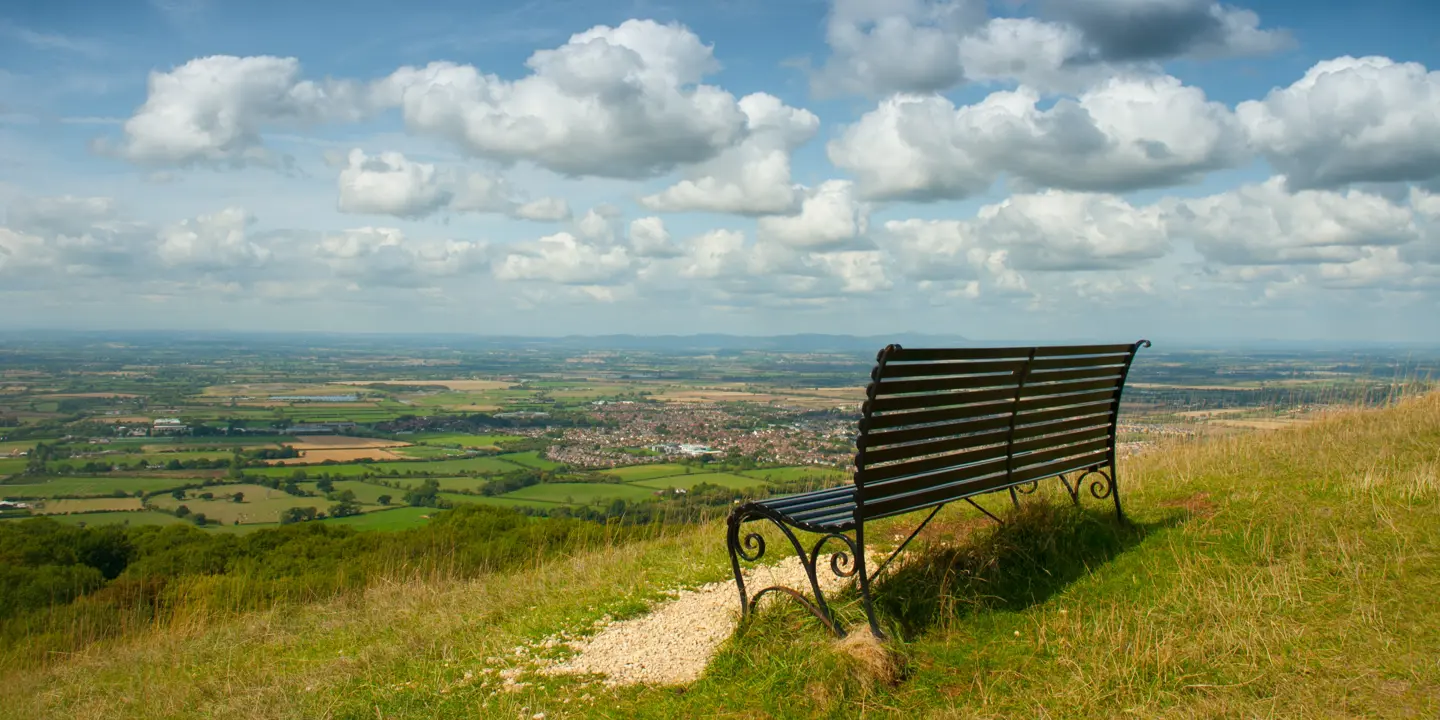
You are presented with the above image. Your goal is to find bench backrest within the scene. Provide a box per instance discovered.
[853,341,1149,521]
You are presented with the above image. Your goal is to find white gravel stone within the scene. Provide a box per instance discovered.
[541,556,849,687]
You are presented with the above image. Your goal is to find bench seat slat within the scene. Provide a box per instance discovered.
[878,359,1028,379]
[873,373,1023,396]
[1023,366,1126,384]
[1031,344,1137,358]
[886,344,1132,362]
[862,415,1110,464]
[858,443,1010,485]
[1028,353,1131,371]
[858,437,1111,504]
[862,448,1111,519]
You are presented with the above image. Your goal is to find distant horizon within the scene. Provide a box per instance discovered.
[2,327,1437,351]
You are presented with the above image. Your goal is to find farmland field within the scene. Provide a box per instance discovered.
[496,451,560,470]
[279,448,407,464]
[431,476,489,492]
[0,475,191,498]
[249,455,528,478]
[295,479,395,504]
[37,510,190,527]
[629,472,768,491]
[287,436,408,449]
[739,466,849,484]
[391,445,462,459]
[501,482,656,505]
[599,463,691,481]
[33,498,145,514]
[151,484,338,524]
[0,458,29,475]
[440,493,571,511]
[320,506,435,530]
[411,433,525,448]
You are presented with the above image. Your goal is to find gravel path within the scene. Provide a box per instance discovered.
[539,556,850,687]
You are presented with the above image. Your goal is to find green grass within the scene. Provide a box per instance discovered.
[739,465,848,484]
[501,482,658,506]
[321,506,436,530]
[0,440,38,453]
[6,395,1440,718]
[247,455,526,479]
[151,484,335,525]
[412,433,525,448]
[0,458,28,476]
[27,510,190,528]
[441,493,571,511]
[295,479,396,504]
[0,475,192,498]
[390,445,461,459]
[629,472,769,491]
[497,451,560,470]
[600,463,691,481]
[431,476,489,492]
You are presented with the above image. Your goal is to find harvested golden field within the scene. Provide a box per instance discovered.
[287,436,409,449]
[268,448,406,464]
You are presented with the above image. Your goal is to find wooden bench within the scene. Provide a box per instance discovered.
[726,340,1150,638]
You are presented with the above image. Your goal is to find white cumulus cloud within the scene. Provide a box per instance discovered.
[1238,56,1440,189]
[829,74,1246,201]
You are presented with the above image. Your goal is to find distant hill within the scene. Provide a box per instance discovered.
[532,333,973,353]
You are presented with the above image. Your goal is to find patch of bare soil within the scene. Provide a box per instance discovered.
[1160,492,1217,518]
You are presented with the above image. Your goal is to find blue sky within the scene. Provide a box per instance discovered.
[1,0,1438,342]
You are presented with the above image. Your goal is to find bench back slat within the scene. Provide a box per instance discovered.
[853,341,1148,517]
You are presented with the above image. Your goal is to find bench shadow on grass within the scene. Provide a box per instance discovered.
[853,499,1183,640]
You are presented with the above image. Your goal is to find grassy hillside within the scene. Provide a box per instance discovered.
[4,394,1439,718]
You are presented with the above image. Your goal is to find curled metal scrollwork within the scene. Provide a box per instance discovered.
[737,531,766,562]
[1015,480,1040,495]
[727,506,855,636]
[1078,468,1114,499]
[812,532,860,579]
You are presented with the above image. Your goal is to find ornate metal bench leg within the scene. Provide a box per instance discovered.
[726,510,752,619]
[1077,466,1125,523]
[854,525,886,640]
[727,506,854,637]
[1107,465,1126,523]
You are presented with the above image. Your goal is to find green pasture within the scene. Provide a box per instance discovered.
[440,493,569,511]
[0,458,27,476]
[249,455,525,479]
[153,484,335,525]
[496,451,560,470]
[500,482,657,506]
[34,498,145,514]
[629,472,768,491]
[431,476,489,492]
[296,480,396,504]
[740,465,849,484]
[0,475,192,498]
[0,440,38,453]
[320,506,435,531]
[411,433,525,448]
[599,463,691,482]
[32,510,190,528]
[390,445,461,459]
